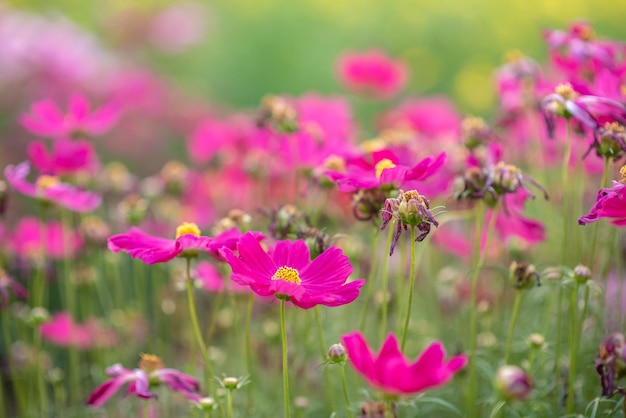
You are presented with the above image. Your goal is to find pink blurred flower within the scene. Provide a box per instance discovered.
[220,232,364,309]
[579,180,626,226]
[341,331,467,396]
[20,92,119,138]
[40,312,118,350]
[148,1,208,53]
[107,222,212,264]
[87,354,201,407]
[195,261,248,293]
[188,118,240,165]
[336,50,408,99]
[4,162,101,212]
[27,138,99,176]
[379,96,461,139]
[8,217,82,260]
[207,227,265,261]
[0,268,27,309]
[325,150,447,193]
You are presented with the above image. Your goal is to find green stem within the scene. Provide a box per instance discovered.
[359,229,381,332]
[466,202,498,417]
[504,290,523,363]
[227,390,234,418]
[400,226,417,351]
[588,157,611,269]
[143,401,149,418]
[380,226,394,343]
[185,258,213,393]
[2,312,27,416]
[489,401,506,418]
[566,281,581,413]
[315,307,336,411]
[339,364,353,418]
[34,327,48,416]
[279,298,290,418]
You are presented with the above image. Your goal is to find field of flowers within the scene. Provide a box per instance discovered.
[2,1,626,417]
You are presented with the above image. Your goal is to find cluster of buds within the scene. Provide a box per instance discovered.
[596,333,626,397]
[160,160,190,195]
[509,261,540,289]
[264,204,332,257]
[453,161,548,207]
[381,189,439,256]
[258,94,299,133]
[116,193,149,226]
[211,209,252,235]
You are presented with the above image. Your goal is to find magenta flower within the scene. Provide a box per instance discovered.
[206,227,265,261]
[220,232,364,309]
[27,138,99,176]
[325,150,447,193]
[107,222,213,264]
[195,261,249,294]
[379,96,461,139]
[341,331,467,396]
[40,312,118,350]
[579,180,626,226]
[8,217,83,260]
[87,354,201,407]
[20,92,119,138]
[0,269,27,309]
[336,50,408,99]
[4,162,101,212]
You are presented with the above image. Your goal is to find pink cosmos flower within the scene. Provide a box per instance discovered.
[341,331,467,396]
[206,227,265,261]
[107,222,212,264]
[40,312,118,350]
[378,96,461,139]
[325,150,447,193]
[87,354,201,407]
[27,138,99,176]
[8,217,83,260]
[0,269,27,309]
[4,162,101,212]
[220,232,364,309]
[195,261,249,294]
[336,50,408,99]
[579,180,626,225]
[20,92,119,139]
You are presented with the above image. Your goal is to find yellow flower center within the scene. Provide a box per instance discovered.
[271,266,301,285]
[620,165,626,183]
[360,139,386,153]
[555,83,579,101]
[578,24,595,42]
[175,222,201,238]
[322,155,346,172]
[35,175,60,190]
[375,159,396,180]
[138,353,164,372]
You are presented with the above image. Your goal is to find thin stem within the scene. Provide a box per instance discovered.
[185,258,213,392]
[566,281,581,414]
[2,312,27,416]
[588,157,611,269]
[245,293,254,412]
[400,226,417,351]
[379,226,394,344]
[34,327,48,416]
[279,298,290,418]
[489,401,506,418]
[466,202,498,417]
[315,307,336,411]
[359,229,381,332]
[504,290,523,364]
[340,364,353,418]
[227,390,234,418]
[143,401,149,418]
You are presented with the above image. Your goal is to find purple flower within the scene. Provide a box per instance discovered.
[87,354,202,407]
[4,161,101,212]
[107,222,213,264]
[220,232,364,309]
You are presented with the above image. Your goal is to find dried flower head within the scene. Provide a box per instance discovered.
[258,95,299,133]
[509,261,540,289]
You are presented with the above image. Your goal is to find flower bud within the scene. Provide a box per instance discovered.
[160,160,189,195]
[494,365,533,402]
[28,307,50,326]
[527,333,545,349]
[117,193,149,226]
[193,396,218,411]
[222,376,239,390]
[573,264,591,284]
[327,343,347,364]
[509,261,540,289]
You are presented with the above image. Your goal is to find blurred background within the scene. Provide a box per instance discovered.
[4,0,626,112]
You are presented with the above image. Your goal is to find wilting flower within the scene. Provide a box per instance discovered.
[336,50,408,99]
[4,162,101,212]
[579,174,626,226]
[0,268,27,309]
[596,333,626,397]
[341,331,467,396]
[220,232,364,309]
[381,189,439,256]
[584,122,626,161]
[40,312,118,350]
[20,92,119,139]
[87,354,202,407]
[540,83,626,140]
[107,222,212,264]
[27,138,99,176]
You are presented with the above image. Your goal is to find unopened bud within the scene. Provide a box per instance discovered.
[528,333,545,349]
[573,264,591,284]
[193,396,218,411]
[327,343,347,364]
[494,365,533,402]
[29,307,50,326]
[222,376,239,390]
